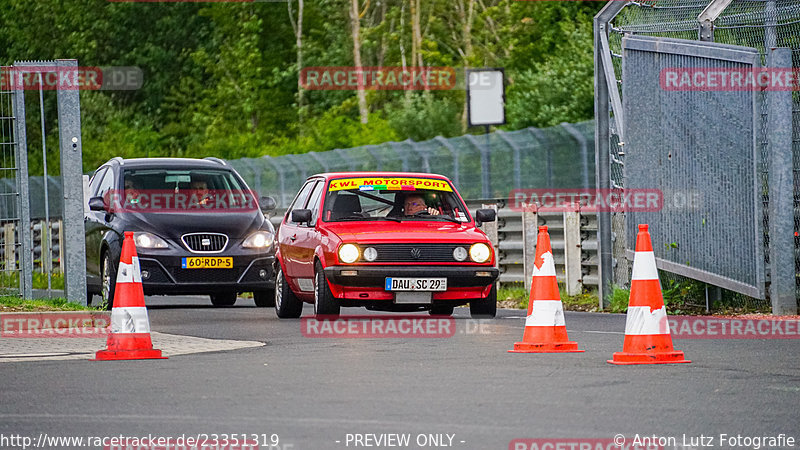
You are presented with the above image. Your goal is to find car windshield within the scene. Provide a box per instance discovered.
[322,176,470,223]
[120,168,254,213]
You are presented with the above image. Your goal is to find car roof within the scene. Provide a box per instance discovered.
[312,172,452,181]
[111,157,231,170]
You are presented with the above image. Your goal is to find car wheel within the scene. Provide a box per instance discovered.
[429,304,454,316]
[100,251,117,311]
[210,292,237,307]
[275,267,303,318]
[253,289,276,307]
[313,261,339,316]
[469,284,497,318]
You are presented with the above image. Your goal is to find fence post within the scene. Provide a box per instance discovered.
[767,48,797,314]
[563,205,583,296]
[481,203,499,291]
[56,220,63,273]
[4,223,15,272]
[39,220,50,273]
[522,205,538,292]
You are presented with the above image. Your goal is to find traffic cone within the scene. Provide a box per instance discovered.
[93,231,166,361]
[608,224,690,365]
[509,226,583,353]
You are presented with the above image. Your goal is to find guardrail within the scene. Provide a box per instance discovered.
[268,201,599,292]
[1,220,63,273]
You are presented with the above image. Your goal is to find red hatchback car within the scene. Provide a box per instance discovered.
[274,172,499,318]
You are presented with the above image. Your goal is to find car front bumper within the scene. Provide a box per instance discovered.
[323,265,498,302]
[138,255,275,295]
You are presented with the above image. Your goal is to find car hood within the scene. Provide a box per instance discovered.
[323,220,490,243]
[117,211,267,240]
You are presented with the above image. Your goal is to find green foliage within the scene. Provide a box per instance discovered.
[0,0,599,170]
[606,284,630,313]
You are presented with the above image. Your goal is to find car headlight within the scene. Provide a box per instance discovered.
[243,231,275,249]
[469,243,491,263]
[133,232,169,249]
[453,246,468,262]
[363,247,378,262]
[338,243,360,263]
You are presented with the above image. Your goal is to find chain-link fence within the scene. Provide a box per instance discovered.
[599,0,800,311]
[226,121,596,208]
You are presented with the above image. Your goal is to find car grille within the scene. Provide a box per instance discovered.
[181,233,228,253]
[171,267,242,283]
[366,243,468,263]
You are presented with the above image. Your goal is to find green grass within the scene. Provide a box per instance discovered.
[0,271,65,290]
[497,282,601,312]
[0,295,99,312]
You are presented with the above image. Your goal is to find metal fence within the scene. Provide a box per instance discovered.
[595,0,800,312]
[227,121,596,207]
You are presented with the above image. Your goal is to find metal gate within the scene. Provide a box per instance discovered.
[0,60,87,303]
[595,0,799,314]
[622,35,765,298]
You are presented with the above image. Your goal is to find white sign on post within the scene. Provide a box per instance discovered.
[467,69,505,127]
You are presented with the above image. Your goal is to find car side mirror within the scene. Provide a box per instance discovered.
[259,196,276,212]
[88,196,107,212]
[475,208,496,227]
[292,209,312,224]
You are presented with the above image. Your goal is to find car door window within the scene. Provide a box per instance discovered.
[286,180,316,225]
[305,181,324,224]
[95,168,116,201]
[88,167,108,198]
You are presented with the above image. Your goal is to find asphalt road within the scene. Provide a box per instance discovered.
[1,296,798,450]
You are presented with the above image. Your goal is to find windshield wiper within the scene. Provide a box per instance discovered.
[430,215,462,224]
[375,216,401,222]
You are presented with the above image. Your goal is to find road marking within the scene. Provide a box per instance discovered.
[0,332,263,363]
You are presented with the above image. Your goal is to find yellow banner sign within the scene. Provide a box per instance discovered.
[328,177,453,192]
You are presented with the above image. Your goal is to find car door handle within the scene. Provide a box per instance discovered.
[290,234,297,241]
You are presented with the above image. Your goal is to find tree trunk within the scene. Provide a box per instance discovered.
[460,0,475,132]
[350,0,369,124]
[297,0,305,132]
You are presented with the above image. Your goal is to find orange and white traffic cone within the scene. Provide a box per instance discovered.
[93,231,166,361]
[608,224,689,365]
[509,226,583,353]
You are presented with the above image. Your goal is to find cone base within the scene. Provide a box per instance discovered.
[508,341,584,353]
[92,348,167,361]
[607,350,690,365]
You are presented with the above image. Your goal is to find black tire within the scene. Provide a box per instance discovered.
[313,261,339,316]
[100,250,117,311]
[210,292,237,307]
[253,289,276,307]
[470,284,497,318]
[275,267,303,318]
[429,304,454,316]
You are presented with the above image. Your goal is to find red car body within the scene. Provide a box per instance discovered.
[274,172,499,318]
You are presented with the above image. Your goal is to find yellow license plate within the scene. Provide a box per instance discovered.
[181,257,233,269]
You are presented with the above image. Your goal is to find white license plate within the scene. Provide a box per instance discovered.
[385,277,447,291]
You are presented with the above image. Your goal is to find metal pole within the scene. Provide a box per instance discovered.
[55,59,87,304]
[594,21,613,309]
[766,48,797,314]
[12,64,33,300]
[482,125,491,199]
[38,73,52,292]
